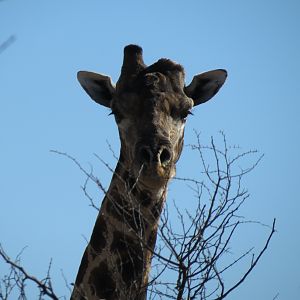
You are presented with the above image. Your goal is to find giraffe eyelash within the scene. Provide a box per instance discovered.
[108,110,123,123]
[180,110,193,120]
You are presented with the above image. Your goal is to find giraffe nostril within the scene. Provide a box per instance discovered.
[139,147,152,164]
[159,148,171,165]
[138,146,172,166]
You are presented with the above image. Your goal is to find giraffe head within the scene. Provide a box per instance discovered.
[77,45,227,188]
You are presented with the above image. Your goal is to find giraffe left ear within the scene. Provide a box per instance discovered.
[184,69,227,106]
[77,71,115,108]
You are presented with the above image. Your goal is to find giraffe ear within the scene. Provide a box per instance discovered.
[184,69,227,106]
[77,71,115,108]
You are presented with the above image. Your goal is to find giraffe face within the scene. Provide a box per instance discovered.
[111,62,193,186]
[77,45,227,187]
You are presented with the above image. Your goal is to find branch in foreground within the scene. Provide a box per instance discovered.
[0,134,276,299]
[147,133,276,300]
[214,218,276,300]
[0,244,60,300]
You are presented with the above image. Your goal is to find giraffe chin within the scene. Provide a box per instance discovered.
[134,163,175,188]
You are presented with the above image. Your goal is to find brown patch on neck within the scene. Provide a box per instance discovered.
[88,262,116,300]
[110,231,144,286]
[89,217,107,255]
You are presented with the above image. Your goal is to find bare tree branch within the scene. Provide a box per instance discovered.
[0,245,59,300]
[1,134,276,299]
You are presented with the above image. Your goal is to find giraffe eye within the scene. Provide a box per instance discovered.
[180,110,193,120]
[170,107,193,121]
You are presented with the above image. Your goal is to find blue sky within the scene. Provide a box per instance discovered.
[0,0,299,299]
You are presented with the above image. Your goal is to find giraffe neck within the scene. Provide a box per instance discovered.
[71,159,168,300]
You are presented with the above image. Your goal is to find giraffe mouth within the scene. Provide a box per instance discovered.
[134,162,175,186]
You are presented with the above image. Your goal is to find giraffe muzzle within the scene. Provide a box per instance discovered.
[138,146,172,167]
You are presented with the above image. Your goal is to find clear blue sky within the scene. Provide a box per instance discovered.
[1,0,299,299]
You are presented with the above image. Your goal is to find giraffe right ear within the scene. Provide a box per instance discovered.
[184,69,227,106]
[77,71,115,108]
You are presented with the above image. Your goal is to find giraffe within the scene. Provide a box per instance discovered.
[71,45,227,300]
